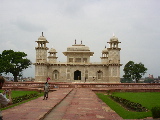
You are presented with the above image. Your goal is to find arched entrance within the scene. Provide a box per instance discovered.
[74,70,81,80]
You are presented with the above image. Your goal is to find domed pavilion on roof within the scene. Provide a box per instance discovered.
[34,33,122,83]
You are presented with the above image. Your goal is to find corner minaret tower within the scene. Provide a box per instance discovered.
[34,32,49,81]
[107,35,121,64]
[48,48,58,63]
[101,46,108,63]
[107,35,122,83]
[35,32,49,63]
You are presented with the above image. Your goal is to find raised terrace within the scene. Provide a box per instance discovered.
[3,82,160,92]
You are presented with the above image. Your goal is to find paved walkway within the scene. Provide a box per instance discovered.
[43,88,77,120]
[61,88,122,120]
[1,88,152,120]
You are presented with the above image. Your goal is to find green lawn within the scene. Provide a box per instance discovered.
[0,90,41,98]
[0,90,43,110]
[96,92,160,119]
[11,90,41,98]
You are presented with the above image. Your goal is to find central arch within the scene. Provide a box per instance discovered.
[74,70,81,80]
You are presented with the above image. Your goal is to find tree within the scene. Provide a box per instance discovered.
[123,61,147,83]
[0,50,32,82]
[120,78,133,83]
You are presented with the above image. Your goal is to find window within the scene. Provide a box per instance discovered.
[55,74,58,79]
[75,58,81,63]
[83,58,87,63]
[98,73,101,79]
[97,70,103,80]
[53,70,59,80]
[69,58,73,62]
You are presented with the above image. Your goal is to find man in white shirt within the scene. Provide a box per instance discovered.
[0,76,12,120]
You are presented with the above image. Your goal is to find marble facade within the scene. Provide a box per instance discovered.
[34,33,122,82]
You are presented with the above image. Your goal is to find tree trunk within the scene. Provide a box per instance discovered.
[14,75,18,82]
[135,79,139,83]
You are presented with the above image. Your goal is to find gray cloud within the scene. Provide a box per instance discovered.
[12,18,47,32]
[0,0,160,78]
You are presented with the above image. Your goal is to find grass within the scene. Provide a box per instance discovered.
[112,92,160,110]
[96,92,160,119]
[0,90,43,110]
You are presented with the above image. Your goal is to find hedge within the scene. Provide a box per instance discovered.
[151,106,160,118]
[110,95,148,112]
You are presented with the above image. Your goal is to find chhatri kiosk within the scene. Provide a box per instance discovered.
[34,33,122,83]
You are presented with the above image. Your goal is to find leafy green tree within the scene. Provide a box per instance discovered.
[120,78,133,83]
[123,61,147,83]
[0,50,32,82]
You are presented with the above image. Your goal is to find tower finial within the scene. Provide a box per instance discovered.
[105,45,106,48]
[113,33,115,36]
[42,32,43,36]
[81,40,82,44]
[75,39,76,44]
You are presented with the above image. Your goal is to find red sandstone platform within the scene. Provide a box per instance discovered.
[2,88,152,120]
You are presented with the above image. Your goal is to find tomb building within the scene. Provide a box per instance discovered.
[34,33,122,82]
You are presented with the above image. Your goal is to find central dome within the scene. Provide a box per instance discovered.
[67,44,90,51]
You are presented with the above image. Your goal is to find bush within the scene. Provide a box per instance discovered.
[11,93,39,104]
[151,106,160,118]
[106,90,111,95]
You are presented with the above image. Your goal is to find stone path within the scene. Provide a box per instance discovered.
[61,88,122,120]
[2,88,152,120]
[43,88,77,120]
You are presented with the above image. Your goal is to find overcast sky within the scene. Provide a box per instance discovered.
[0,0,160,78]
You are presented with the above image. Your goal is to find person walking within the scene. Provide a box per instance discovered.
[43,82,49,100]
[46,77,50,82]
[0,76,12,120]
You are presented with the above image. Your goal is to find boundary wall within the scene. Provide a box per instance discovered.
[3,82,160,92]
